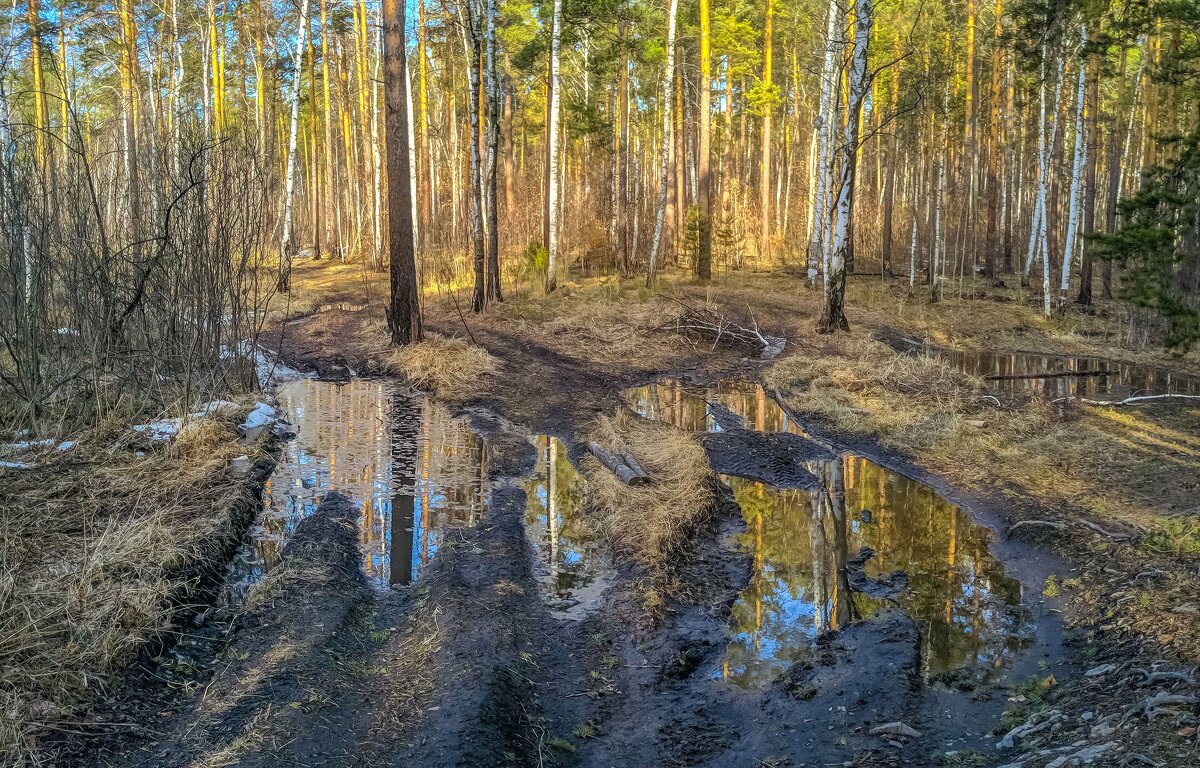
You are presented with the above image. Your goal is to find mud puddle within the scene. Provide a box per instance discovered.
[884,337,1199,398]
[522,436,610,617]
[627,378,1034,688]
[224,378,487,600]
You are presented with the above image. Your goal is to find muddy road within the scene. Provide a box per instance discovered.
[58,321,1089,768]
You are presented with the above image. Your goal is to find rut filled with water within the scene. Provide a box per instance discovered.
[627,378,1033,688]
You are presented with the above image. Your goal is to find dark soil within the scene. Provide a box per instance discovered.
[50,300,1196,768]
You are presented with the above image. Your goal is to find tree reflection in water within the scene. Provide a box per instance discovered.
[523,436,603,602]
[720,456,1029,687]
[226,379,487,598]
[624,378,1031,688]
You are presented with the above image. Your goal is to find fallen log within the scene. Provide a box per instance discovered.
[621,451,649,479]
[587,441,650,486]
[1075,393,1200,407]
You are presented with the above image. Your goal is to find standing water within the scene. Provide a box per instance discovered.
[523,436,609,616]
[225,378,487,600]
[626,380,1032,687]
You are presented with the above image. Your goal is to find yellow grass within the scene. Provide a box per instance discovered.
[375,331,500,399]
[582,410,716,577]
[0,412,263,765]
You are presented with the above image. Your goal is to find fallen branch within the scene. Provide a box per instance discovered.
[1007,519,1068,537]
[1121,691,1200,722]
[1073,393,1200,407]
[660,298,785,358]
[587,442,650,486]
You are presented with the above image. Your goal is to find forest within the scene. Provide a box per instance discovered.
[1,0,1199,764]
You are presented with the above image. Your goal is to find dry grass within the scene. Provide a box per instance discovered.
[374,331,500,399]
[0,416,261,765]
[582,410,716,580]
[765,331,1200,531]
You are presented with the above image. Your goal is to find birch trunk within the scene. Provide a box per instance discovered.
[1059,25,1087,309]
[817,0,871,334]
[278,0,311,292]
[544,0,562,291]
[806,0,841,284]
[646,0,679,288]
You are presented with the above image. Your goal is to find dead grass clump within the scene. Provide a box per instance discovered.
[582,410,716,575]
[172,418,243,464]
[0,431,260,765]
[377,331,499,398]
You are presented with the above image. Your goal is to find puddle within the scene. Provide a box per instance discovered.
[912,345,1199,399]
[627,379,1032,687]
[523,437,609,617]
[225,378,487,600]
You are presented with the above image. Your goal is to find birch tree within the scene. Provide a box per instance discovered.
[278,0,311,292]
[647,0,679,288]
[544,0,562,292]
[817,0,872,334]
[806,0,841,285]
[1059,24,1088,310]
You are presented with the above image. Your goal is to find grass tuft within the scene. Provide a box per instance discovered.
[374,331,499,399]
[0,421,262,765]
[582,410,716,577]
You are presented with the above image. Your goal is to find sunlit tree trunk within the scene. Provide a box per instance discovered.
[696,0,712,280]
[278,0,311,292]
[383,0,421,344]
[544,0,562,291]
[484,0,502,302]
[758,0,773,261]
[646,0,679,288]
[806,0,840,284]
[817,0,871,334]
[1060,25,1087,309]
[461,4,486,310]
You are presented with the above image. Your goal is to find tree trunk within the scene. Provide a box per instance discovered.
[817,0,871,335]
[383,0,422,344]
[1059,25,1087,310]
[696,0,712,280]
[646,0,679,287]
[759,0,774,261]
[278,0,311,292]
[807,0,840,284]
[544,0,562,291]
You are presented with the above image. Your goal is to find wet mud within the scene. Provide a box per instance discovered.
[60,357,1080,767]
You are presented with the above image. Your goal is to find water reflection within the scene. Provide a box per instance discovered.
[226,379,486,598]
[523,437,608,613]
[940,349,1198,400]
[625,379,801,434]
[627,379,1030,687]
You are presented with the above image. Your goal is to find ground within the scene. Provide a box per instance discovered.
[32,260,1200,767]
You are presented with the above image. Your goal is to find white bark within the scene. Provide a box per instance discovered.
[372,26,383,260]
[279,0,311,272]
[932,76,950,298]
[545,0,562,288]
[646,0,679,287]
[405,46,419,256]
[824,0,871,298]
[807,0,841,283]
[1060,24,1088,305]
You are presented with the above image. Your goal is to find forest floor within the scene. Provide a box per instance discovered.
[44,259,1200,768]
